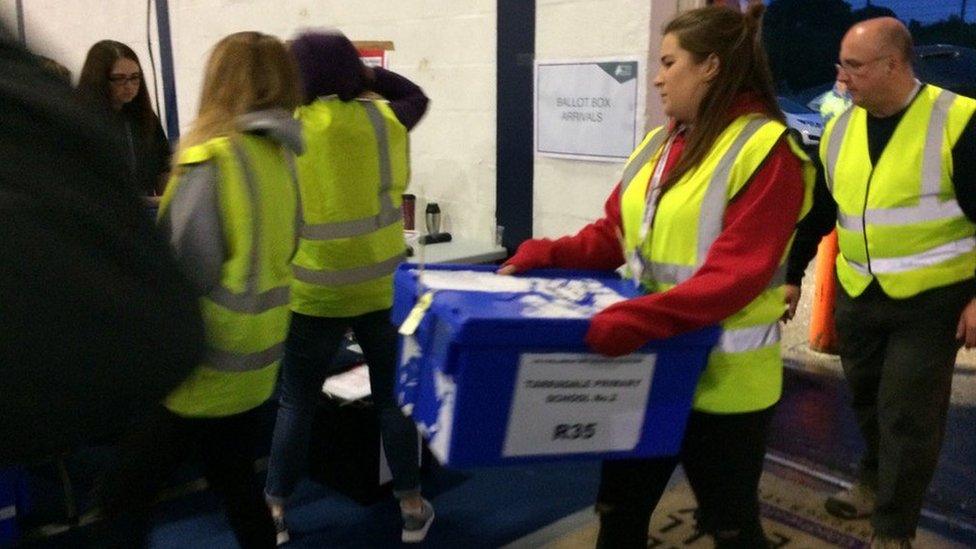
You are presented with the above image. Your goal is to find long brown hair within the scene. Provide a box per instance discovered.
[176,31,302,160]
[76,40,156,135]
[661,4,783,188]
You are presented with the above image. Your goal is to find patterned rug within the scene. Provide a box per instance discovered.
[524,460,965,548]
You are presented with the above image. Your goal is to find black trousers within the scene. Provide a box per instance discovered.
[834,278,970,538]
[596,406,775,549]
[93,406,276,548]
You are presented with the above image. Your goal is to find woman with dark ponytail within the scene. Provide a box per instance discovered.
[501,5,813,547]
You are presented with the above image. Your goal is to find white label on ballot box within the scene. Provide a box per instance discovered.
[503,352,656,457]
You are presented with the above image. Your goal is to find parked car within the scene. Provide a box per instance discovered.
[915,44,976,98]
[778,96,823,148]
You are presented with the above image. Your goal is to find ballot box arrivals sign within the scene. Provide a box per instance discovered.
[535,58,641,162]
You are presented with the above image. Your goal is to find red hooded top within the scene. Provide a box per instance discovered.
[504,94,806,356]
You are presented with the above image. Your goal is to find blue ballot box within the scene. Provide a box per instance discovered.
[392,264,720,467]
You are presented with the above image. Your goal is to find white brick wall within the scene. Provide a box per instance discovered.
[15,0,689,244]
[16,0,497,243]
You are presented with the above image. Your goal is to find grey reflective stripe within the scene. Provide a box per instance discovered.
[208,285,290,313]
[619,130,667,194]
[646,261,785,289]
[847,236,976,275]
[717,322,780,354]
[825,108,854,193]
[293,252,404,287]
[302,207,401,239]
[921,90,955,196]
[206,141,289,315]
[697,117,772,261]
[207,342,284,373]
[647,261,695,284]
[839,197,966,232]
[285,152,303,247]
[299,102,402,240]
[768,264,787,287]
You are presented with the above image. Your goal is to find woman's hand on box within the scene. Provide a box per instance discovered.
[586,304,648,357]
[497,238,554,276]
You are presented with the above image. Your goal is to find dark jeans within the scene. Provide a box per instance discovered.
[596,407,775,549]
[265,309,420,502]
[834,278,970,538]
[94,406,275,549]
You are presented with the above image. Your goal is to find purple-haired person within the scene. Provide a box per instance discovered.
[264,29,431,545]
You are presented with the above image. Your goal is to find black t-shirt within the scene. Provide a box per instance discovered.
[117,106,172,195]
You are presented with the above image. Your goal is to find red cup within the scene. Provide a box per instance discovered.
[402,194,416,230]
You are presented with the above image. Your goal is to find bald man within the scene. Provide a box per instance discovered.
[784,18,976,548]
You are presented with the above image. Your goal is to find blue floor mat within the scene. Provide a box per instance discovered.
[147,460,600,548]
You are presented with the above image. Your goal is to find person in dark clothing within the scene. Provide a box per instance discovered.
[264,29,432,545]
[783,17,976,549]
[0,32,204,467]
[77,40,171,198]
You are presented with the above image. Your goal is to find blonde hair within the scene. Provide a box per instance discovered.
[176,31,301,159]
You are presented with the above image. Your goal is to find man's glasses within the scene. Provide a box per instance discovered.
[835,55,889,76]
[109,73,142,85]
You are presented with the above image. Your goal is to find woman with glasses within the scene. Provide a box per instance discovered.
[77,40,170,198]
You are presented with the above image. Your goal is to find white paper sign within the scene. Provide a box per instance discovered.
[535,58,641,162]
[503,352,656,457]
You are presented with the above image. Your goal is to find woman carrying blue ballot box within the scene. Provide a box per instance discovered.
[500,5,813,548]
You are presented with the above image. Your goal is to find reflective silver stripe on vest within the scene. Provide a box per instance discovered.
[284,151,303,249]
[207,342,284,373]
[838,196,965,232]
[205,143,288,315]
[846,236,976,275]
[697,117,771,261]
[921,90,955,195]
[300,102,401,241]
[717,322,780,354]
[824,108,854,193]
[208,286,291,314]
[293,252,405,287]
[648,261,786,289]
[619,130,667,194]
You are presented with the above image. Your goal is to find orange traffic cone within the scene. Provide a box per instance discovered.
[808,229,839,354]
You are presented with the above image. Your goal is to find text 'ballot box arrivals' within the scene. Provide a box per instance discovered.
[392,264,720,467]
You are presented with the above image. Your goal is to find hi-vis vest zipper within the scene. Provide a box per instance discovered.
[822,84,976,299]
[161,135,299,417]
[620,115,814,413]
[291,98,410,318]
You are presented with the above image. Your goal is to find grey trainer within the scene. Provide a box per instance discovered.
[825,482,875,519]
[401,498,435,543]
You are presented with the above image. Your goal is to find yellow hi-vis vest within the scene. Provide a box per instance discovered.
[822,84,976,299]
[291,98,409,317]
[620,115,814,413]
[160,135,299,417]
